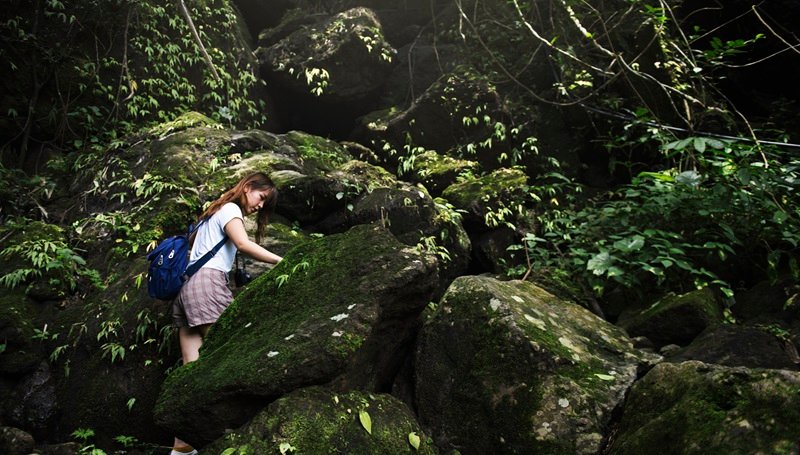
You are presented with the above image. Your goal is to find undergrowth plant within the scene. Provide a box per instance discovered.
[0,217,102,293]
[509,136,800,301]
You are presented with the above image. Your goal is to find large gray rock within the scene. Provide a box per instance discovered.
[155,225,438,445]
[416,276,658,454]
[203,386,436,454]
[607,361,800,454]
[0,426,35,455]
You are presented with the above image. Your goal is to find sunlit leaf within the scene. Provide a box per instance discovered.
[408,432,421,450]
[359,410,372,435]
[594,373,615,381]
[587,252,614,276]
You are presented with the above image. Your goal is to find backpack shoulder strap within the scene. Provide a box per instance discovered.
[184,218,228,277]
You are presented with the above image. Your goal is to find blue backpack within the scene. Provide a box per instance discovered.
[146,219,228,300]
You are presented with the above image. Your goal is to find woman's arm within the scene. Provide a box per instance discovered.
[224,218,283,264]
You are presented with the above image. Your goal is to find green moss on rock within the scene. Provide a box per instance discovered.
[608,361,800,454]
[440,168,528,231]
[284,130,353,172]
[412,150,479,195]
[442,168,527,206]
[147,111,219,138]
[337,160,397,190]
[155,224,437,444]
[203,386,436,454]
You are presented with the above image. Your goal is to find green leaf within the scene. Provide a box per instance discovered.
[640,264,663,276]
[693,137,706,153]
[408,432,421,450]
[359,410,372,435]
[676,170,702,187]
[220,448,237,455]
[773,210,789,224]
[587,252,613,276]
[613,235,645,252]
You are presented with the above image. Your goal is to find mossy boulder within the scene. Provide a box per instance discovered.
[313,177,471,290]
[258,7,394,102]
[667,324,798,369]
[155,225,438,445]
[352,71,513,170]
[203,386,437,454]
[410,150,479,196]
[221,130,355,225]
[416,276,658,454]
[607,360,800,454]
[222,134,472,288]
[618,288,724,348]
[441,167,529,233]
[69,114,235,264]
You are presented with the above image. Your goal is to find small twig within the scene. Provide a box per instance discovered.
[521,239,533,281]
[752,5,800,56]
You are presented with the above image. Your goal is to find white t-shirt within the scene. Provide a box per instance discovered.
[188,202,242,272]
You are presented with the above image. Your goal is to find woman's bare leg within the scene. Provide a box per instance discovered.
[171,324,211,452]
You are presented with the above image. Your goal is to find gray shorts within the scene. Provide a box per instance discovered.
[171,268,233,328]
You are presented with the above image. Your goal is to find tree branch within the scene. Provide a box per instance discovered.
[178,0,221,84]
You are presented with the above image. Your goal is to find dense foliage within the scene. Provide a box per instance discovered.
[510,136,799,304]
[1,0,262,169]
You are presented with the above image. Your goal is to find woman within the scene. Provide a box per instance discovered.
[169,172,282,455]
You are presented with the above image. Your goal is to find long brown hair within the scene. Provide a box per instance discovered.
[200,172,278,243]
